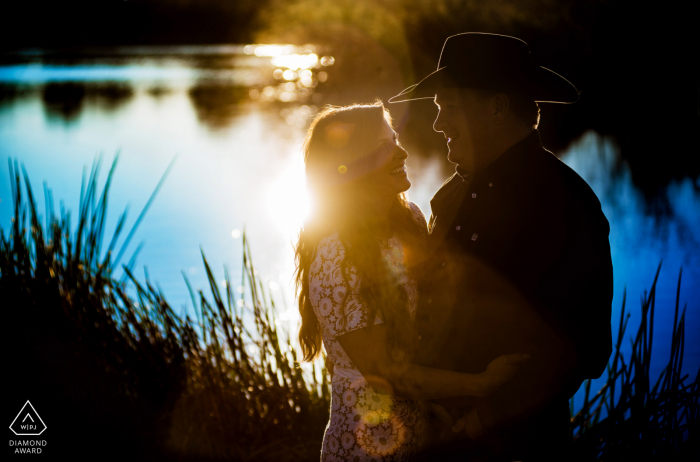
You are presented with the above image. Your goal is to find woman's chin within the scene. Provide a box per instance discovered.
[396,178,412,193]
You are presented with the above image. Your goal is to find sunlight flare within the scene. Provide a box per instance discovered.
[266,160,311,241]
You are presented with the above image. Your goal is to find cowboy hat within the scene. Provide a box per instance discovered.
[388,32,579,104]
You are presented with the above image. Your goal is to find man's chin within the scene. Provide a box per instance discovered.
[447,151,475,172]
[447,150,465,166]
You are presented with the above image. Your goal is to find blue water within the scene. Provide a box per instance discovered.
[561,133,700,412]
[0,47,698,410]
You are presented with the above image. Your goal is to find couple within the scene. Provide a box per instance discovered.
[294,33,613,461]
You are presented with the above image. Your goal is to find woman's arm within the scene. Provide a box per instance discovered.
[337,324,529,401]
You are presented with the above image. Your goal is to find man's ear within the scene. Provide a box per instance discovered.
[492,93,510,123]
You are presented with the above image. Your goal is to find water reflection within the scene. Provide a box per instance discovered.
[90,82,134,111]
[0,83,35,104]
[146,85,172,98]
[245,44,332,105]
[188,83,248,129]
[0,44,335,130]
[562,131,700,405]
[42,83,85,121]
[41,82,135,123]
[563,132,700,254]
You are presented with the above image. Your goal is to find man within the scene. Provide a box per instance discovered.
[389,33,613,460]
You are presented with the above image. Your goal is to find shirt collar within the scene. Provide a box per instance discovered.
[454,129,542,183]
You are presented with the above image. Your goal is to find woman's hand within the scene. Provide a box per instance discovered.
[479,353,531,397]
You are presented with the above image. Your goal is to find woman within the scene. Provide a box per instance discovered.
[294,102,528,461]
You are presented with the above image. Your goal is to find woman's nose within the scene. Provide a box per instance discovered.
[393,144,408,160]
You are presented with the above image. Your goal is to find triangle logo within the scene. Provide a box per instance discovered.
[9,401,47,436]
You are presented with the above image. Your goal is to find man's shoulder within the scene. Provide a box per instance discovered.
[532,145,610,235]
[533,145,602,210]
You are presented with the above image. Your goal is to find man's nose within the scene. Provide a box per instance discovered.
[433,109,447,133]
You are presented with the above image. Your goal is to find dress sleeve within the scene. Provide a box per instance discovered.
[308,234,382,338]
[407,201,429,234]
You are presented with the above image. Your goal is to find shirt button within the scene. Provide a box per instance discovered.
[471,233,478,241]
[427,299,432,304]
[418,335,423,341]
[441,261,446,267]
[472,193,477,198]
[489,183,493,187]
[456,225,461,231]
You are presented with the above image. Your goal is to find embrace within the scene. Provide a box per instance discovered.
[294,33,613,462]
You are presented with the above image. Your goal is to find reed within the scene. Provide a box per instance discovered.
[1,155,329,461]
[1,155,697,460]
[570,264,700,460]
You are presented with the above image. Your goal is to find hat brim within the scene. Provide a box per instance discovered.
[388,65,580,104]
[387,67,449,103]
[532,66,580,104]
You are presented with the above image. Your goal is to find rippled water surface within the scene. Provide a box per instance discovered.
[1,45,698,395]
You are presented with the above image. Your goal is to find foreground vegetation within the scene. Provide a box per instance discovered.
[570,265,699,460]
[2,156,329,460]
[1,156,698,460]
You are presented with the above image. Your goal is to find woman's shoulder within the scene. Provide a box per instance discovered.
[315,231,345,260]
[310,231,347,278]
[406,201,428,231]
[310,232,360,289]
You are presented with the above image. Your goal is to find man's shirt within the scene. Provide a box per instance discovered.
[413,129,613,435]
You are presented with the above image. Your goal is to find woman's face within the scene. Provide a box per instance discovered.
[359,118,411,198]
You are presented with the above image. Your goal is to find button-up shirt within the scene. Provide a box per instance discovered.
[414,130,613,445]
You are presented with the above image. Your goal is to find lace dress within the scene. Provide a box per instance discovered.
[310,203,429,462]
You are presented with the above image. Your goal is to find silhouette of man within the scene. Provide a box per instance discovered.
[389,33,613,460]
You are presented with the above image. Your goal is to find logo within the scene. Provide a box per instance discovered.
[9,401,46,436]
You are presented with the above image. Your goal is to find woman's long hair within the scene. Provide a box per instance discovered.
[294,101,426,362]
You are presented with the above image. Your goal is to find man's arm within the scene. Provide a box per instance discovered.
[465,201,613,437]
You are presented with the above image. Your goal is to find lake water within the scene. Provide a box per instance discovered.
[1,45,698,403]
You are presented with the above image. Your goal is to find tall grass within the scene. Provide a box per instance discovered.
[570,264,700,460]
[1,156,329,461]
[1,156,697,460]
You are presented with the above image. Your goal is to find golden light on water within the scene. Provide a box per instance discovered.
[247,44,300,57]
[272,53,319,70]
[241,43,333,103]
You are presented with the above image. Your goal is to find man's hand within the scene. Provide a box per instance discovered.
[480,353,531,396]
[428,402,455,426]
[452,408,485,440]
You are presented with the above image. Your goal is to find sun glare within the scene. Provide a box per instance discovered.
[267,160,312,242]
[271,54,319,71]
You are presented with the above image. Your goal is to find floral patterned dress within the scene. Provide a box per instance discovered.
[309,203,429,462]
